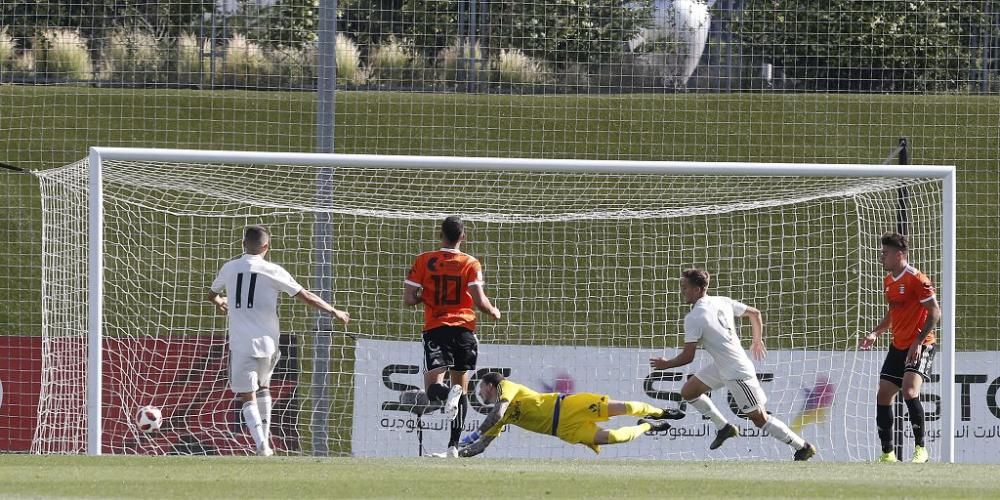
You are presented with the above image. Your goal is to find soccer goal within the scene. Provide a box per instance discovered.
[31,147,955,461]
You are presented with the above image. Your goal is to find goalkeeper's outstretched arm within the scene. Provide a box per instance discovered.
[458,399,510,457]
[458,435,495,457]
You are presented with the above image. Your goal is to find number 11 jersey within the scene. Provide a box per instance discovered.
[405,248,485,332]
[210,253,302,356]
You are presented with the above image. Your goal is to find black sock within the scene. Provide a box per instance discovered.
[427,383,450,402]
[448,394,469,447]
[876,404,894,453]
[905,397,926,447]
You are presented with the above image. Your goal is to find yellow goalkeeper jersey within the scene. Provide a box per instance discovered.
[485,380,560,437]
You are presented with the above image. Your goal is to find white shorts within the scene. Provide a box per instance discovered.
[230,351,280,394]
[694,363,767,414]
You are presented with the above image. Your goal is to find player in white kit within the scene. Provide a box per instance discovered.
[649,268,816,460]
[208,225,350,456]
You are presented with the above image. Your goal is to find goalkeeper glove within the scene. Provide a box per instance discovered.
[459,430,481,446]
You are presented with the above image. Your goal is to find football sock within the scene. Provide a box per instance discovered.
[905,398,926,447]
[876,404,894,453]
[427,383,451,402]
[255,388,272,440]
[242,400,267,450]
[686,395,728,429]
[606,423,651,444]
[762,416,806,450]
[623,400,662,417]
[448,394,468,447]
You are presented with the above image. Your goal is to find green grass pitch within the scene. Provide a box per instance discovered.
[1,456,999,499]
[2,86,999,348]
[2,87,1000,467]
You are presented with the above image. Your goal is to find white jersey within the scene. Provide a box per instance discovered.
[210,254,303,357]
[683,295,756,381]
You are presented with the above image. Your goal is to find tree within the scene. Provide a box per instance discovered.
[485,0,653,67]
[732,0,993,92]
[0,1,214,41]
[228,0,320,49]
[339,0,653,69]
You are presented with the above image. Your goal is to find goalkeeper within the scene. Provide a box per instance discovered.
[443,372,684,457]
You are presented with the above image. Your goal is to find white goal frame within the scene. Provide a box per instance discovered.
[85,146,957,461]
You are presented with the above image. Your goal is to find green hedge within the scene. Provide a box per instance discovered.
[732,0,990,92]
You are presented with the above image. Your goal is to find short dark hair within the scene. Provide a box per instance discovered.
[441,216,464,244]
[480,372,505,388]
[881,232,908,252]
[681,268,710,289]
[243,225,271,254]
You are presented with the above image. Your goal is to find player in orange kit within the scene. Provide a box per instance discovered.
[404,216,501,456]
[859,232,941,463]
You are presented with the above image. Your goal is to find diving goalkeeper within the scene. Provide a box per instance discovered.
[441,372,684,457]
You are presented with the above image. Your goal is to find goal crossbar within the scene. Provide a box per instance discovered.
[84,147,957,461]
[90,146,955,177]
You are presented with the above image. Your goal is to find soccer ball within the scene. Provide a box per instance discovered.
[135,405,163,433]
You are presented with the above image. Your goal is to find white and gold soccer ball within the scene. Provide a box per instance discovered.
[135,405,163,433]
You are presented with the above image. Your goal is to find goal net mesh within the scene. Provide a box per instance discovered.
[32,156,943,460]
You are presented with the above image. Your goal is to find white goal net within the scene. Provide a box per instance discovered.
[31,150,954,461]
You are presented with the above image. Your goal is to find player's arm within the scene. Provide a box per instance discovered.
[206,290,228,314]
[649,342,697,370]
[742,306,766,360]
[915,297,941,344]
[295,289,350,325]
[457,434,496,458]
[907,297,941,364]
[404,258,425,306]
[458,399,510,457]
[860,309,891,350]
[403,282,423,306]
[469,283,501,320]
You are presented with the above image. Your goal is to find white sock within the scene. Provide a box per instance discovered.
[686,395,729,429]
[242,401,267,450]
[256,389,272,440]
[763,416,806,450]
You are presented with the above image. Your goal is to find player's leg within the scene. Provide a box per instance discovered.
[594,420,662,445]
[875,379,901,461]
[590,416,672,446]
[255,351,280,445]
[239,388,271,455]
[746,409,814,459]
[682,368,728,428]
[876,346,906,461]
[421,327,453,403]
[231,353,270,455]
[424,368,450,398]
[733,377,814,460]
[903,343,935,463]
[606,399,682,419]
[420,329,458,454]
[554,394,612,449]
[682,366,736,449]
[447,368,471,450]
[444,328,477,449]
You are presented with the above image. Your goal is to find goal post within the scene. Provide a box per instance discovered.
[39,147,955,460]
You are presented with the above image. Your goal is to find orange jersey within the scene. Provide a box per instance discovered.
[883,265,936,350]
[405,249,484,332]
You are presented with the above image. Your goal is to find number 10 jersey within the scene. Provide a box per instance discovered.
[405,248,485,332]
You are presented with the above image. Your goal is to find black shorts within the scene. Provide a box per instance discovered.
[422,326,478,372]
[880,343,935,386]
